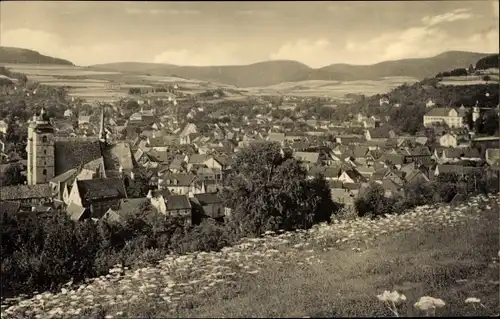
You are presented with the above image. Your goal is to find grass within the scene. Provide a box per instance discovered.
[164,202,499,318]
[1,195,498,318]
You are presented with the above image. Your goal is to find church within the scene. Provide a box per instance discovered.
[1,107,138,211]
[27,107,137,183]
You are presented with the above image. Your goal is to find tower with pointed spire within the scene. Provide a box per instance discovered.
[27,108,55,185]
[99,104,106,143]
[472,101,480,123]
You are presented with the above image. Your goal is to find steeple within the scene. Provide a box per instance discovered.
[99,105,106,143]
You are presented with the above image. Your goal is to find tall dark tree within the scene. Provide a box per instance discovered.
[482,111,499,136]
[463,110,474,131]
[474,116,484,134]
[125,173,152,198]
[222,142,337,237]
[0,164,24,186]
[354,183,395,218]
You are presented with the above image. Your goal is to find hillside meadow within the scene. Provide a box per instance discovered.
[246,77,419,98]
[2,194,498,318]
[0,63,422,102]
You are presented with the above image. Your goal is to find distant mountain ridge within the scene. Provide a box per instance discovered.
[89,51,494,87]
[0,46,495,87]
[0,46,74,66]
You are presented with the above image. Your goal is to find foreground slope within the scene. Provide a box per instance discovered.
[0,47,74,66]
[89,51,493,87]
[2,194,499,318]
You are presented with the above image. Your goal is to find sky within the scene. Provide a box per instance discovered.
[1,1,498,67]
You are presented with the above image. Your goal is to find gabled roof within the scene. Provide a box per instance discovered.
[54,139,103,176]
[0,200,21,214]
[342,169,366,182]
[382,153,405,166]
[103,142,136,170]
[367,127,393,139]
[293,151,320,163]
[425,107,457,117]
[112,198,149,216]
[0,184,52,201]
[193,193,222,205]
[343,182,361,190]
[161,173,197,187]
[404,146,432,157]
[66,203,88,221]
[169,158,185,170]
[50,168,79,184]
[461,148,481,158]
[382,178,401,193]
[76,178,127,202]
[328,180,343,189]
[147,150,171,163]
[436,164,482,175]
[188,154,210,164]
[165,194,191,210]
[267,132,285,142]
[353,146,369,158]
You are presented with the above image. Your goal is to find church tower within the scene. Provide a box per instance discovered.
[27,108,55,185]
[472,103,480,123]
[98,105,106,143]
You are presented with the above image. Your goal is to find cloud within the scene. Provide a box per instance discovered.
[153,44,248,66]
[421,8,474,26]
[345,8,498,64]
[0,28,148,65]
[235,9,274,17]
[269,39,334,68]
[124,8,199,15]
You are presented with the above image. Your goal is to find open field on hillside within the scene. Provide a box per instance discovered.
[2,63,423,102]
[440,78,500,86]
[247,77,419,98]
[438,73,500,86]
[2,194,498,318]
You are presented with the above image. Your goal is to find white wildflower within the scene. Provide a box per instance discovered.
[377,290,407,304]
[465,297,481,304]
[414,296,446,312]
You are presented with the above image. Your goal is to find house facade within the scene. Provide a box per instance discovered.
[423,108,466,128]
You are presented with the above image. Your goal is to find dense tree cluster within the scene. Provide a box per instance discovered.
[0,207,233,298]
[435,68,468,78]
[355,171,498,218]
[475,54,499,70]
[199,89,225,98]
[222,142,338,236]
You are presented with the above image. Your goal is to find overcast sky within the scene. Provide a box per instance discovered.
[1,1,498,67]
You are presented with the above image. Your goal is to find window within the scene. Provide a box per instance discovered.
[42,169,47,175]
[42,136,48,143]
[44,149,47,155]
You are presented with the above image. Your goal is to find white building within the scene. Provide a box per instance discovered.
[423,107,467,128]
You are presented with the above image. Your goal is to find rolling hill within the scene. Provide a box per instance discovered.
[0,47,74,66]
[89,60,312,88]
[89,51,494,87]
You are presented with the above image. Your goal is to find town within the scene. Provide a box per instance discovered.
[0,1,499,318]
[1,70,499,221]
